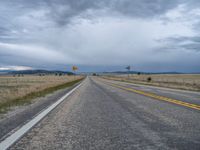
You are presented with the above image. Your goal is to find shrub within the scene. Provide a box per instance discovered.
[147,77,152,82]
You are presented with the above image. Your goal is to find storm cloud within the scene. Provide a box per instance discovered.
[0,0,200,72]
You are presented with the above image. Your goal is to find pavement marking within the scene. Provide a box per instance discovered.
[105,82,200,111]
[101,77,200,95]
[0,81,83,150]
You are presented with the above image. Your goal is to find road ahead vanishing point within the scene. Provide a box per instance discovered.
[1,76,200,150]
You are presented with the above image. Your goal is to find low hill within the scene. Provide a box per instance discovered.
[103,71,183,74]
[8,70,74,75]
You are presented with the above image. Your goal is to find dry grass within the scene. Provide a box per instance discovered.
[103,74,200,91]
[0,75,83,112]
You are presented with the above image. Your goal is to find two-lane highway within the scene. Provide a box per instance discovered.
[7,77,200,149]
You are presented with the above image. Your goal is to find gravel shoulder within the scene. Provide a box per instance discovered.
[0,82,81,141]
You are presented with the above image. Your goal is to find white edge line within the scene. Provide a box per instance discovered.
[0,81,83,150]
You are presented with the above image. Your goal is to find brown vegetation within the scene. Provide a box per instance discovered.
[103,74,200,91]
[0,75,83,113]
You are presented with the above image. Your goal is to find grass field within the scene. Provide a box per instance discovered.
[0,75,83,113]
[103,74,200,91]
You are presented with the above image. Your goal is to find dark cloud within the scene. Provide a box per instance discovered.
[39,0,182,26]
[0,0,182,42]
[159,36,200,52]
[0,27,9,36]
[0,0,197,34]
[0,0,183,41]
[111,0,180,17]
[0,0,200,72]
[0,0,182,26]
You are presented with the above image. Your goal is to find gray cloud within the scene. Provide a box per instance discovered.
[158,36,200,52]
[0,0,184,43]
[0,0,200,72]
[0,0,181,28]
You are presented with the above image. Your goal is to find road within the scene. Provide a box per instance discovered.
[4,77,200,149]
[0,82,81,140]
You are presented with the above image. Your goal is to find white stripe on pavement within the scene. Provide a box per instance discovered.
[0,81,83,150]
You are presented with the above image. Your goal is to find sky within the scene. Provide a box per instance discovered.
[0,0,200,72]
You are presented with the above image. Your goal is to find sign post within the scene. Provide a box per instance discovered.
[125,66,131,79]
[72,66,78,79]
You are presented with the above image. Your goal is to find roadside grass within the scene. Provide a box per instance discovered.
[0,78,83,113]
[102,74,200,91]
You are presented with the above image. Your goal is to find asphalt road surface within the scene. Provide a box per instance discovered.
[7,77,200,149]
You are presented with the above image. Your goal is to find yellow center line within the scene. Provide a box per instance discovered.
[104,81,200,111]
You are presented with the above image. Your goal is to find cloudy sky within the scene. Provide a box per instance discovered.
[0,0,200,72]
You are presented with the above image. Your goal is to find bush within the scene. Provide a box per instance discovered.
[147,77,152,82]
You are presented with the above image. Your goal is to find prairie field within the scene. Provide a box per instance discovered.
[103,74,200,91]
[0,75,83,112]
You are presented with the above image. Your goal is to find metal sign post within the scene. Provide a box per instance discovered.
[72,66,78,80]
[125,66,131,79]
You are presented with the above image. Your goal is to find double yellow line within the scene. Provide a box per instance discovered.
[105,82,200,111]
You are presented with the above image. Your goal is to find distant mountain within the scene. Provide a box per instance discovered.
[0,70,12,74]
[7,69,74,75]
[103,71,184,74]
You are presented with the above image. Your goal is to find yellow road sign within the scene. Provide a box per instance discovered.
[72,66,78,71]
